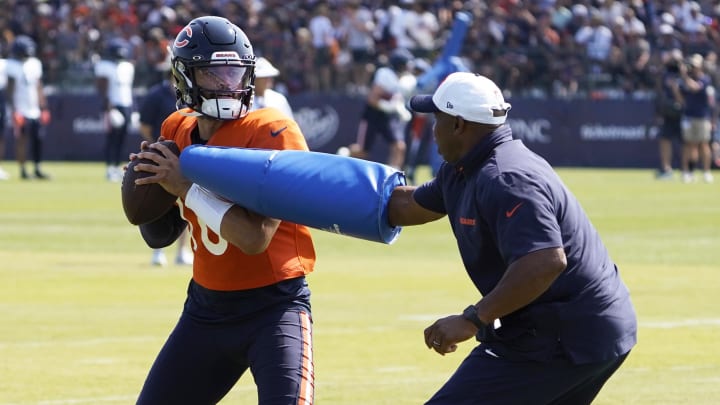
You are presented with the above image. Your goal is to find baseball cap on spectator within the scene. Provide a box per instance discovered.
[572,4,588,17]
[659,24,674,35]
[661,12,675,26]
[255,57,280,78]
[688,53,704,68]
[627,22,646,36]
[408,72,512,125]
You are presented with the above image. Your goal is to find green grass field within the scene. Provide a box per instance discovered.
[1,162,719,404]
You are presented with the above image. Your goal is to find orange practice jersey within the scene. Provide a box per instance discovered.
[161,107,316,291]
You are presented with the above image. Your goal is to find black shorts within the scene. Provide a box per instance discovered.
[351,48,374,65]
[659,117,682,140]
[314,46,333,67]
[355,105,404,151]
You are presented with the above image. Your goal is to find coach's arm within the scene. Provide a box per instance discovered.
[388,186,445,226]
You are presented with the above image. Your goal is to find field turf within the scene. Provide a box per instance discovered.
[0,162,718,404]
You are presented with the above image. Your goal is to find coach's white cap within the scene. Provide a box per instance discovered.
[409,72,511,125]
[255,57,280,78]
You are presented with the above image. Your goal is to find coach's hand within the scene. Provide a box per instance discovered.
[424,315,477,356]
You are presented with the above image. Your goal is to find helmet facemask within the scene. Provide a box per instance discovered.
[174,60,255,120]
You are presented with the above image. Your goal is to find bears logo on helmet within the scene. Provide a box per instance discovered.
[174,26,192,48]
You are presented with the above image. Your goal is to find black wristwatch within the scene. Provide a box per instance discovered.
[462,305,486,330]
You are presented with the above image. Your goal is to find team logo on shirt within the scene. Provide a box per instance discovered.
[174,26,193,48]
[459,217,476,226]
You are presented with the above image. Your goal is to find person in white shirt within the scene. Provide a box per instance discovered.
[6,35,50,180]
[251,57,294,119]
[341,0,376,92]
[405,1,439,59]
[308,2,336,91]
[348,48,413,169]
[95,38,135,182]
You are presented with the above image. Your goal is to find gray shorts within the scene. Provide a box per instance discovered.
[682,118,712,143]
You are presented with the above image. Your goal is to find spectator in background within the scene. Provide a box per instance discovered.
[405,1,439,60]
[677,53,715,183]
[713,131,720,168]
[550,27,582,99]
[138,66,193,267]
[7,35,51,180]
[575,11,614,86]
[95,38,135,182]
[654,50,685,180]
[140,27,171,88]
[349,48,413,170]
[388,1,416,54]
[654,24,683,63]
[622,24,652,93]
[340,0,376,93]
[284,27,314,94]
[308,2,336,92]
[0,52,8,180]
[251,57,294,119]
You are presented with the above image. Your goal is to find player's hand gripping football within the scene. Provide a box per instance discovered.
[423,314,478,356]
[131,138,192,198]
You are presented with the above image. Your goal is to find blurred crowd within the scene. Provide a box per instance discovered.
[3,0,720,99]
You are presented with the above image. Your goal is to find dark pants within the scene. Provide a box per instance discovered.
[18,118,43,164]
[356,105,404,151]
[426,344,629,405]
[137,281,314,404]
[105,106,132,166]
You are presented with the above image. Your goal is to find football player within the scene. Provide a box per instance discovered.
[348,48,414,169]
[6,35,50,180]
[95,38,135,182]
[130,16,315,404]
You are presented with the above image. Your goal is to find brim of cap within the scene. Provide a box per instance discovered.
[408,95,440,113]
[255,69,279,78]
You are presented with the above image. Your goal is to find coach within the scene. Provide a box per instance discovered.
[387,72,637,404]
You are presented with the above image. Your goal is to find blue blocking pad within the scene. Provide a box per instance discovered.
[179,145,406,244]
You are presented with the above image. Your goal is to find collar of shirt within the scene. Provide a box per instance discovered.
[452,125,513,175]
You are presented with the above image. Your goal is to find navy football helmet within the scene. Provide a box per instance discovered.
[389,48,413,72]
[11,35,36,59]
[105,38,130,60]
[170,16,256,120]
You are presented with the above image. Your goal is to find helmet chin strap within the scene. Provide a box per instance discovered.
[178,96,247,120]
[200,97,245,120]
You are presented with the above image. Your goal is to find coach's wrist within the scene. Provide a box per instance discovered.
[461,305,487,330]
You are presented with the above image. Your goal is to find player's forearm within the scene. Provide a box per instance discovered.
[220,207,280,255]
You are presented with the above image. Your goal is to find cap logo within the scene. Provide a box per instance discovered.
[446,101,454,109]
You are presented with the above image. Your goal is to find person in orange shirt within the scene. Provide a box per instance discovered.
[128,16,315,404]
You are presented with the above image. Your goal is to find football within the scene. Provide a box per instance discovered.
[121,140,181,225]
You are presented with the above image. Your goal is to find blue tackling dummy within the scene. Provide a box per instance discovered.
[179,145,406,244]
